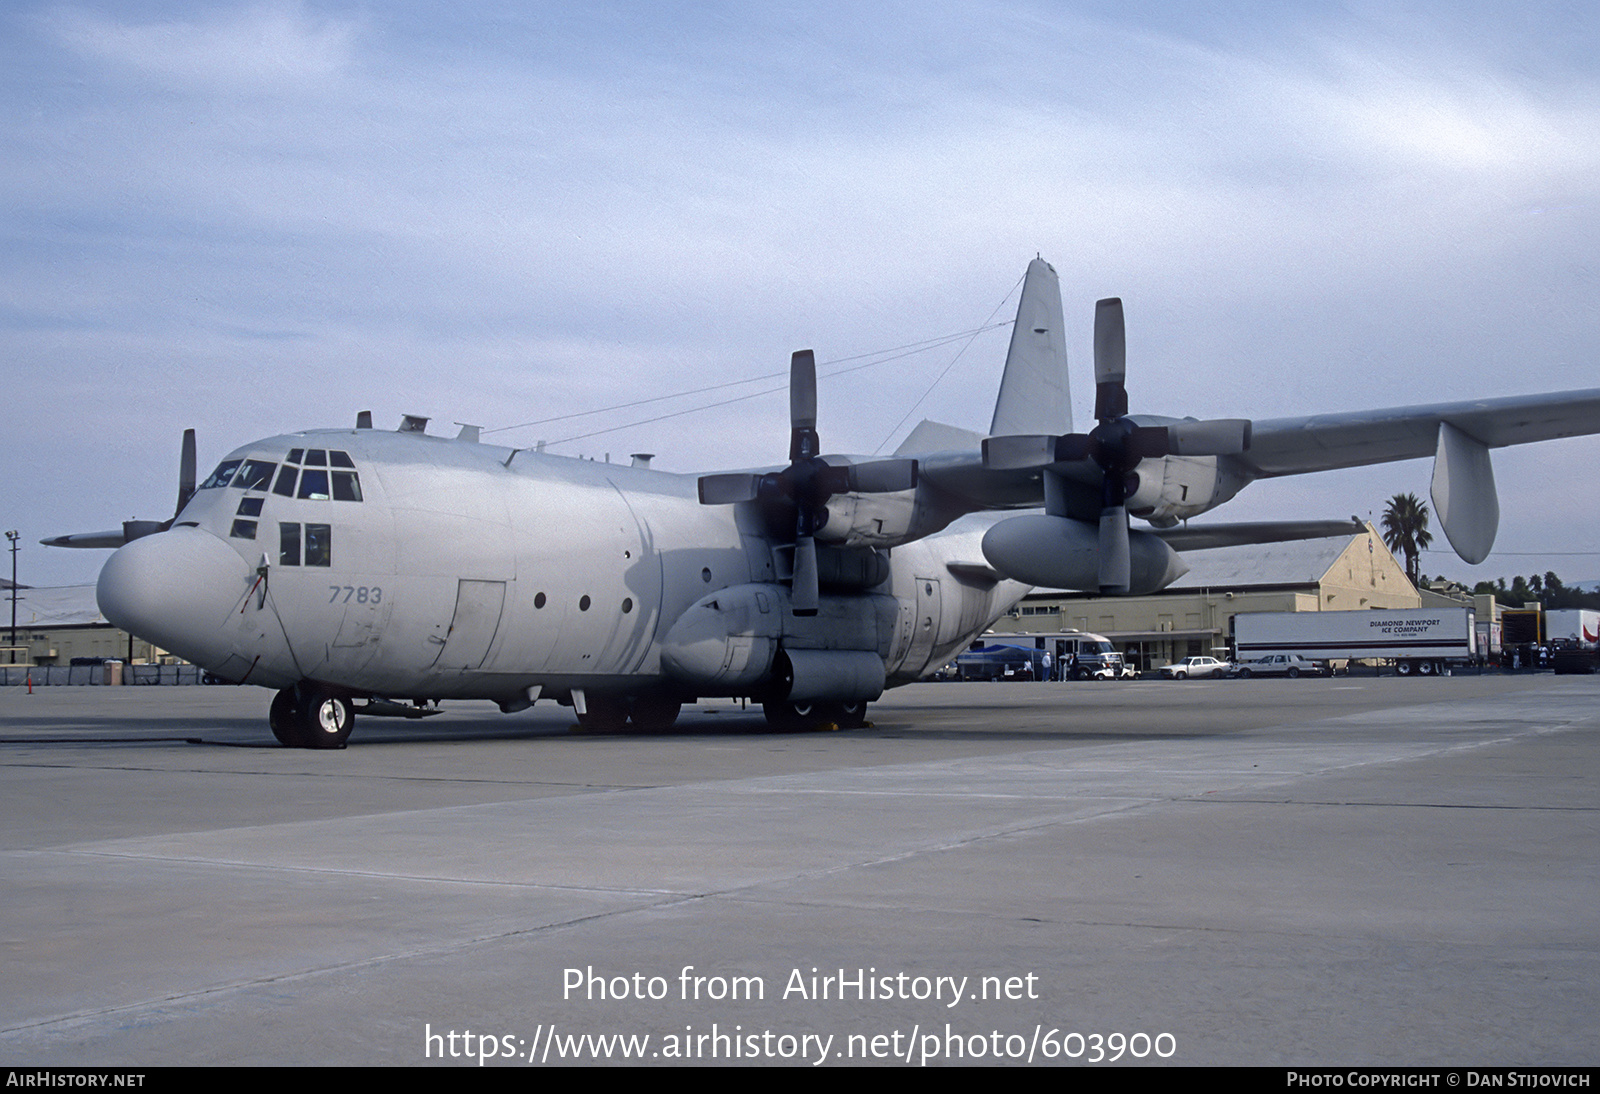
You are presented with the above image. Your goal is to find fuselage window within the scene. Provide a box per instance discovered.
[279,523,301,566]
[230,519,258,540]
[305,523,332,567]
[236,498,264,517]
[235,460,277,492]
[200,460,242,490]
[304,449,328,466]
[297,469,330,500]
[273,466,298,497]
[330,450,355,468]
[286,449,305,465]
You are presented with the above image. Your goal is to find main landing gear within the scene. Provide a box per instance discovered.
[761,699,869,731]
[571,695,868,732]
[572,695,684,732]
[270,684,354,749]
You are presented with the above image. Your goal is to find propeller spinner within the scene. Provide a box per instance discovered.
[698,351,917,615]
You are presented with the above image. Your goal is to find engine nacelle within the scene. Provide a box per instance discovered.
[777,648,885,703]
[815,490,916,546]
[659,584,784,692]
[1122,452,1250,525]
[981,513,1189,594]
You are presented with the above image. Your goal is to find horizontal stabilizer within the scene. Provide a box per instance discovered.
[895,419,984,456]
[945,561,1004,586]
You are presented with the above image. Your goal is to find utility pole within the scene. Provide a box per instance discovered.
[5,530,18,665]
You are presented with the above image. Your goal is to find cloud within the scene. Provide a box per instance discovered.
[7,2,1599,586]
[46,2,358,88]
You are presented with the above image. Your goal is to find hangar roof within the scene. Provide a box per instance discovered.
[1164,534,1358,591]
[4,585,104,628]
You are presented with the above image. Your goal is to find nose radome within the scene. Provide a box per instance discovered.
[97,527,253,665]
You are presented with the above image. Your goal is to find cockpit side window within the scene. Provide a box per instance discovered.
[279,523,301,566]
[200,460,242,490]
[305,523,331,566]
[235,460,277,492]
[273,466,298,497]
[277,522,331,567]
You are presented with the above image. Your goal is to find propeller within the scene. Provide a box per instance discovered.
[698,351,918,615]
[175,427,197,520]
[42,429,198,549]
[984,299,1252,594]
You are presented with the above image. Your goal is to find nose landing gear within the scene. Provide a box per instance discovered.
[270,684,355,749]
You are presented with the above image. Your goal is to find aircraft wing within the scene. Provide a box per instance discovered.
[1238,389,1600,478]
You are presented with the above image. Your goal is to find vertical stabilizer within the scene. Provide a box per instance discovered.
[989,258,1071,436]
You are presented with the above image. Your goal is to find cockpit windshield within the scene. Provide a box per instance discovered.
[202,450,363,501]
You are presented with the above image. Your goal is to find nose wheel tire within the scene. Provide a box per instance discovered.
[269,685,355,749]
[269,688,309,748]
[307,691,354,748]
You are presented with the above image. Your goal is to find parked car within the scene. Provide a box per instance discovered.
[1159,656,1232,680]
[1232,654,1325,679]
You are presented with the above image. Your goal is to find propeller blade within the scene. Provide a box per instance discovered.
[1166,418,1252,456]
[845,458,918,493]
[1126,425,1173,460]
[1098,506,1131,594]
[788,350,820,463]
[698,473,764,505]
[1092,297,1128,421]
[1056,434,1094,462]
[40,530,128,549]
[790,350,817,431]
[791,535,819,616]
[45,426,200,549]
[176,428,197,516]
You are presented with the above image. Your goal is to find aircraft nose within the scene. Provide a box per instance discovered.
[97,527,253,663]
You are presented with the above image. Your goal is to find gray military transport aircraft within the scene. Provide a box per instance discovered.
[46,259,1600,748]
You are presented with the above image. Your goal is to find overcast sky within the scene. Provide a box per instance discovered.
[4,1,1597,591]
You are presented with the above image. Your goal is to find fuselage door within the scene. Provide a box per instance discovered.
[431,579,508,671]
[898,576,943,678]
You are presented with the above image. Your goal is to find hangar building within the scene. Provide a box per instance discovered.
[997,522,1423,673]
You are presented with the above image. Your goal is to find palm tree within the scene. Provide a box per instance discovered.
[1381,493,1434,587]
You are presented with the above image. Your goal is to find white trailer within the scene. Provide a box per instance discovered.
[1547,609,1600,674]
[1545,609,1600,648]
[1233,608,1477,676]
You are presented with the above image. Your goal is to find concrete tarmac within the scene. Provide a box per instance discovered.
[1,675,1595,1066]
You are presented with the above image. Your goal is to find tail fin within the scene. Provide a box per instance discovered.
[989,257,1070,437]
